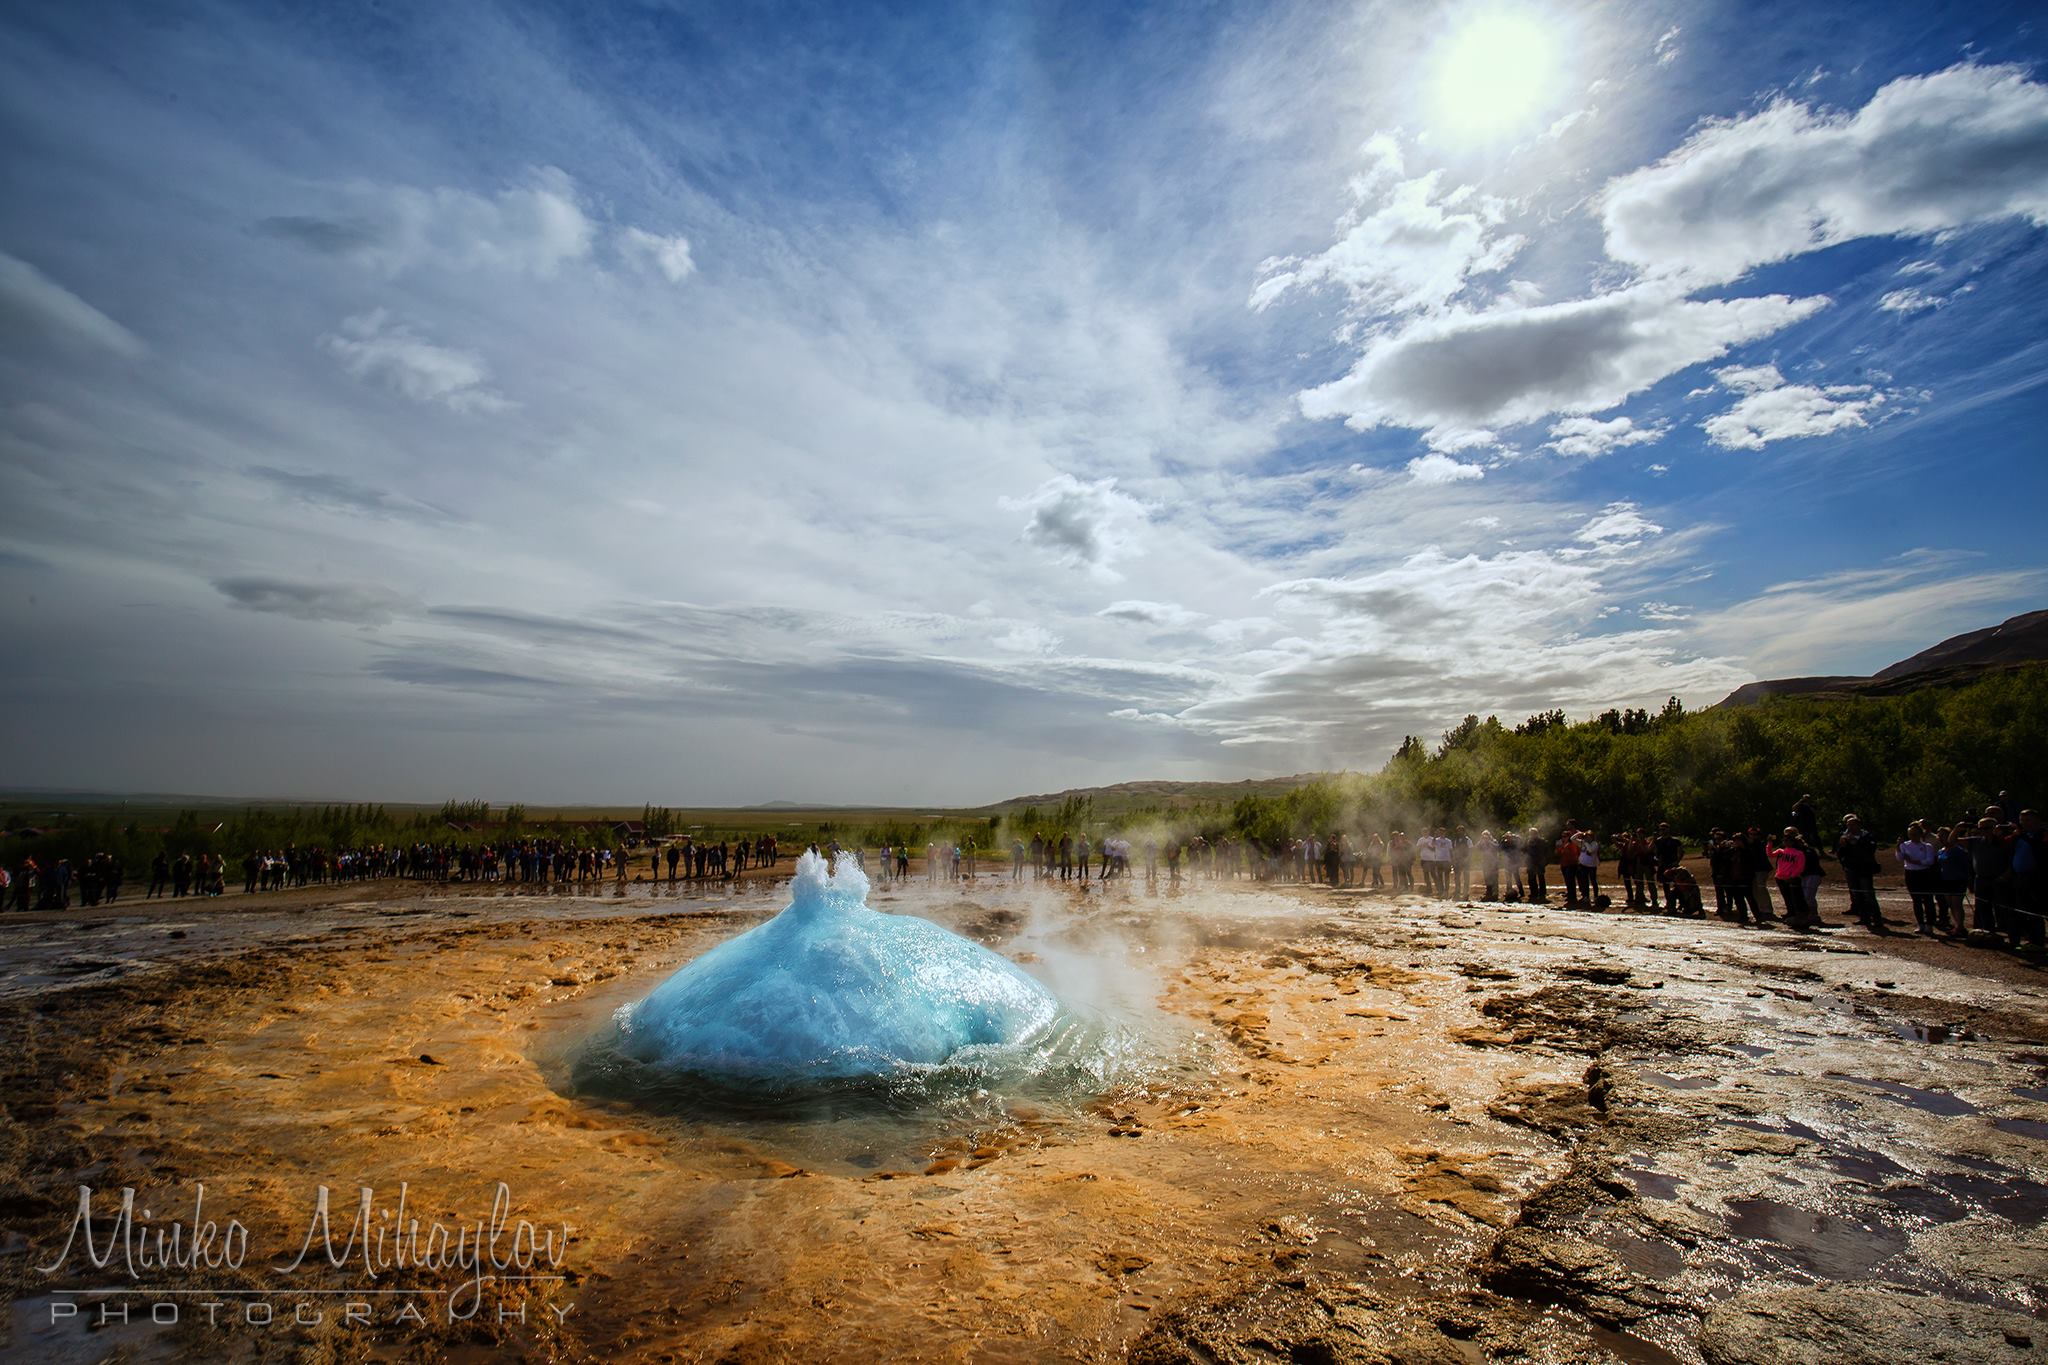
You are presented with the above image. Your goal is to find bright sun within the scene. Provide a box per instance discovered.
[1431,9,1559,140]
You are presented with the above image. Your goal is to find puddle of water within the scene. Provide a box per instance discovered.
[1823,1146,1911,1184]
[1830,1073,1979,1117]
[1930,1171,2048,1223]
[1722,1042,1772,1058]
[1577,1317,1692,1365]
[1595,1227,1688,1280]
[1993,1116,2048,1142]
[1865,1182,1963,1224]
[1889,1022,1982,1044]
[1639,1070,1716,1091]
[1620,1166,1684,1200]
[1723,1198,1908,1280]
[2014,1086,2048,1103]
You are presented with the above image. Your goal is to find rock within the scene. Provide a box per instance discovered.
[1097,1251,1151,1276]
[1481,1225,1655,1326]
[418,1053,442,1065]
[1697,1285,2048,1364]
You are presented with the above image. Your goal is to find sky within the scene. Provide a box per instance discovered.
[1,0,2045,806]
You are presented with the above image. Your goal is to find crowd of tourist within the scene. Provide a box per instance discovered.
[7,796,2039,950]
[975,792,2042,950]
[1,832,786,911]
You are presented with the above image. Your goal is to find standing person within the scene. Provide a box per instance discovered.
[1423,829,1446,895]
[1323,833,1342,888]
[1577,828,1603,908]
[667,842,680,884]
[1524,827,1548,905]
[1897,822,1940,933]
[1798,833,1828,927]
[1450,826,1472,898]
[1791,795,1819,844]
[1744,827,1777,925]
[1554,827,1581,907]
[1478,831,1500,901]
[1616,831,1644,908]
[1936,827,1973,937]
[1835,815,1882,929]
[1707,829,1751,924]
[2011,811,2046,948]
[1500,830,1523,901]
[1770,829,1812,927]
[1968,816,2009,937]
[1651,823,1684,913]
[1366,832,1386,889]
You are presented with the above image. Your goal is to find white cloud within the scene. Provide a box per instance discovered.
[1895,259,1941,276]
[1877,287,1942,313]
[1640,600,1690,621]
[1700,363,1890,450]
[619,227,696,283]
[1299,284,1825,435]
[265,166,593,278]
[1153,537,1748,748]
[1713,363,1786,394]
[1250,133,1523,319]
[322,309,509,413]
[1541,107,1597,142]
[1406,453,1484,485]
[1654,26,1682,65]
[1601,63,2048,286]
[992,623,1061,654]
[1545,414,1668,458]
[1002,474,1151,577]
[0,250,145,357]
[1465,514,1502,530]
[1575,501,1663,545]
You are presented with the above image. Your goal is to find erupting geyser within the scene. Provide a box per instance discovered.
[614,850,1063,1081]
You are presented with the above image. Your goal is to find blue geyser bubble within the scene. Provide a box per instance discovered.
[587,852,1100,1109]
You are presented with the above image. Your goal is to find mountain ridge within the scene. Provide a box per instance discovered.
[1719,608,2048,707]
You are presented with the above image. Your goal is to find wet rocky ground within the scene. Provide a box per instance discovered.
[0,874,2043,1362]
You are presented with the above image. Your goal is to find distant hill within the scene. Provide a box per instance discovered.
[1719,608,2048,707]
[1872,609,2048,679]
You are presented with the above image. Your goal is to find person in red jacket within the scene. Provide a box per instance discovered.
[1769,828,1812,927]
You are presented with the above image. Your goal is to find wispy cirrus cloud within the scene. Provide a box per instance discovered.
[0,249,144,357]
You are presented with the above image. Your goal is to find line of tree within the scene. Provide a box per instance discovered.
[6,666,2039,875]
[1218,666,2046,844]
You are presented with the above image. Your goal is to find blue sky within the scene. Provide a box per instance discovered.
[1,0,2044,804]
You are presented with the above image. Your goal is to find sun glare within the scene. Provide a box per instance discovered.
[1431,9,1559,141]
